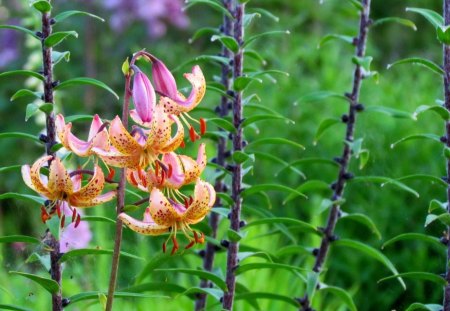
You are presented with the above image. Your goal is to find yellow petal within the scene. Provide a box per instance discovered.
[148,188,181,227]
[109,116,142,155]
[71,164,105,200]
[93,148,141,169]
[146,106,171,151]
[159,114,184,153]
[22,156,53,199]
[47,157,73,196]
[70,190,117,208]
[119,212,168,235]
[184,180,215,224]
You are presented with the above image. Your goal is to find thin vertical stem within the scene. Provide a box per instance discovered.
[41,8,62,311]
[223,2,244,310]
[443,1,450,310]
[105,72,131,311]
[300,1,371,310]
[195,1,233,309]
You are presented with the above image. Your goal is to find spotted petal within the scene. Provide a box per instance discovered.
[183,180,215,224]
[93,148,141,169]
[47,157,73,196]
[71,164,106,200]
[148,188,182,227]
[109,116,142,155]
[119,209,169,235]
[71,191,117,208]
[179,143,206,185]
[21,156,53,199]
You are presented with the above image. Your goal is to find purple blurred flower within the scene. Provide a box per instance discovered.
[60,203,92,252]
[0,19,20,68]
[102,0,189,37]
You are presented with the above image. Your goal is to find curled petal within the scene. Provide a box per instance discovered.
[21,156,53,199]
[93,148,141,169]
[119,212,168,235]
[71,190,117,208]
[109,116,142,155]
[149,188,181,227]
[158,115,184,153]
[152,57,178,99]
[87,115,104,141]
[55,114,69,147]
[146,106,171,150]
[47,157,73,196]
[179,143,207,185]
[184,180,215,224]
[132,70,156,123]
[71,165,105,200]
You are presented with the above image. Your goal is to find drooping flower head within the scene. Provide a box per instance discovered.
[119,179,215,253]
[21,155,117,223]
[130,66,156,127]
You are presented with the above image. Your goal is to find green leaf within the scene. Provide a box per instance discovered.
[206,117,236,133]
[249,8,279,22]
[425,213,450,227]
[365,105,413,119]
[437,25,450,44]
[298,91,350,104]
[39,103,53,114]
[333,239,406,289]
[184,0,234,19]
[0,132,41,143]
[235,292,300,307]
[25,104,40,121]
[390,133,441,149]
[241,114,293,128]
[405,303,442,311]
[211,35,239,53]
[46,216,60,240]
[154,268,227,291]
[68,291,167,305]
[44,31,78,47]
[122,282,186,295]
[346,0,363,11]
[30,0,52,12]
[243,30,290,48]
[54,77,119,100]
[242,184,307,200]
[387,174,447,187]
[246,138,305,150]
[60,248,144,263]
[318,34,354,48]
[227,228,245,242]
[359,149,370,169]
[372,17,417,31]
[235,262,307,275]
[238,251,273,263]
[306,271,319,300]
[387,57,444,76]
[53,10,105,23]
[0,235,40,244]
[64,114,94,122]
[340,212,382,239]
[384,232,442,249]
[0,192,45,204]
[0,164,22,173]
[189,27,220,43]
[0,305,32,311]
[9,271,59,294]
[11,89,42,101]
[379,272,446,286]
[180,287,223,301]
[0,70,44,81]
[52,51,70,65]
[413,105,450,121]
[82,215,116,224]
[351,176,419,197]
[232,151,254,164]
[429,199,447,213]
[318,285,357,311]
[243,217,318,235]
[406,7,443,28]
[25,252,50,271]
[233,76,262,91]
[283,180,330,205]
[253,151,306,179]
[0,25,39,39]
[314,118,341,144]
[244,12,261,28]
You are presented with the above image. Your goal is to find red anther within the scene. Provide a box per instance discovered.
[107,168,115,180]
[200,118,206,135]
[189,196,193,205]
[60,215,66,228]
[194,231,199,243]
[198,232,205,244]
[171,236,179,255]
[189,126,196,142]
[137,168,145,182]
[167,164,173,178]
[141,176,148,188]
[72,208,77,222]
[184,197,189,209]
[75,214,81,228]
[155,162,160,179]
[56,204,61,218]
[129,172,138,186]
[40,206,50,223]
[185,240,195,249]
[162,242,167,253]
[180,141,185,148]
[160,170,165,185]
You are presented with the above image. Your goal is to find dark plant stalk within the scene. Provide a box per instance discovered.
[443,1,450,310]
[40,8,62,311]
[223,1,244,310]
[105,68,132,311]
[195,1,233,310]
[300,1,371,310]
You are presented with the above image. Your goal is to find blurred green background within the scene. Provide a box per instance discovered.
[0,0,447,310]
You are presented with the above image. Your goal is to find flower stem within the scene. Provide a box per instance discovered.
[300,1,371,309]
[40,8,62,311]
[223,2,244,310]
[443,1,450,310]
[105,70,132,311]
[195,1,234,310]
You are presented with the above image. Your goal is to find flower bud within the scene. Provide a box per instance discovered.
[152,58,178,99]
[132,68,155,123]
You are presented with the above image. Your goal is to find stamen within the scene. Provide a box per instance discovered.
[198,232,205,244]
[180,141,185,148]
[60,214,66,228]
[137,168,146,182]
[40,206,50,223]
[194,231,199,243]
[162,241,167,253]
[189,126,196,142]
[185,240,195,249]
[129,172,138,186]
[167,164,173,178]
[160,170,166,185]
[184,197,189,209]
[75,214,81,228]
[200,118,206,135]
[72,208,77,222]
[56,203,61,218]
[171,236,179,255]
[189,196,193,205]
[155,161,160,180]
[107,168,115,180]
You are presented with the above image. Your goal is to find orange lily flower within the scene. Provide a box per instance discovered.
[127,143,206,192]
[119,178,215,254]
[93,105,184,170]
[55,114,110,157]
[22,155,117,222]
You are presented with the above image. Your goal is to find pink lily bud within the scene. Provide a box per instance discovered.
[152,57,179,99]
[132,68,156,124]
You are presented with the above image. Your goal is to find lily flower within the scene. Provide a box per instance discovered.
[151,55,206,141]
[119,179,215,254]
[60,202,92,252]
[127,143,206,191]
[93,105,184,170]
[56,114,110,157]
[130,67,156,127]
[22,155,117,222]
